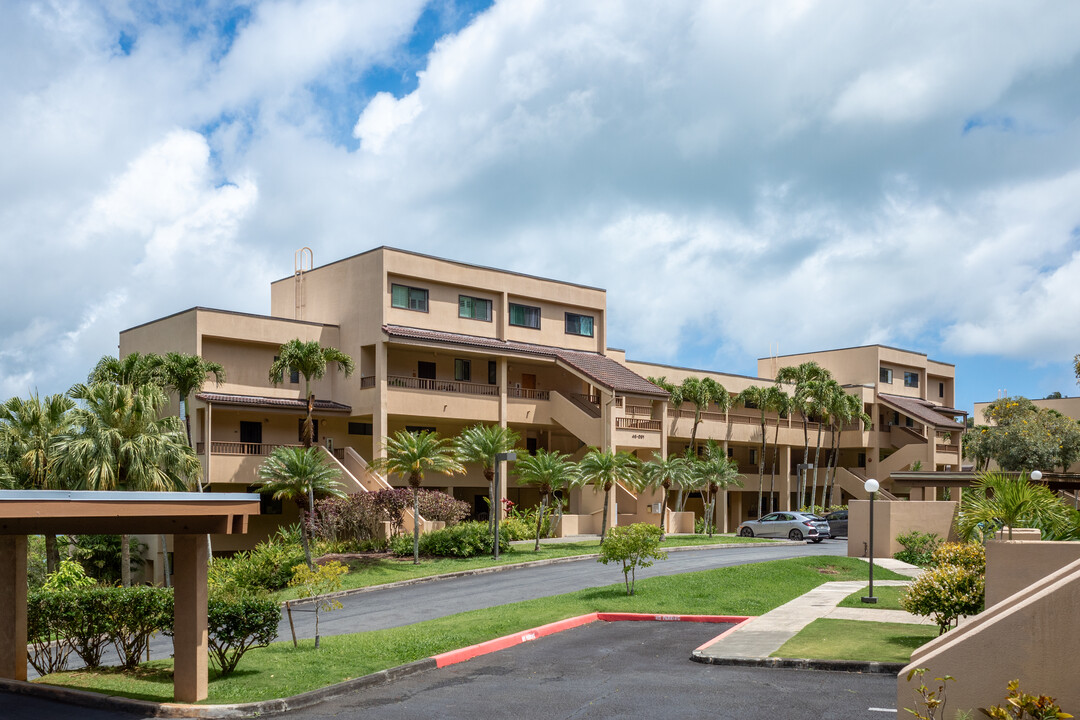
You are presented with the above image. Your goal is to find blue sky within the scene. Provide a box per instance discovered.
[2,0,1080,417]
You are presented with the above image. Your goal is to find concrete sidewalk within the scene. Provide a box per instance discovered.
[695,557,929,661]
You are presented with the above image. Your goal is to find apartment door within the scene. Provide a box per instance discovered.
[417,361,436,380]
[521,373,536,390]
[240,421,262,454]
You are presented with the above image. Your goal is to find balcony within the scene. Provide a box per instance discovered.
[508,387,551,400]
[387,375,500,397]
[196,441,345,460]
[616,417,662,432]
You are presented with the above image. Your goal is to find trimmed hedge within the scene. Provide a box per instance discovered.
[391,521,510,558]
[204,595,281,676]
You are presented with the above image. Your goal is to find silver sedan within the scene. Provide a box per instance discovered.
[737,512,831,542]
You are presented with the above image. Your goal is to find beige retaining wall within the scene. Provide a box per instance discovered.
[847,500,958,558]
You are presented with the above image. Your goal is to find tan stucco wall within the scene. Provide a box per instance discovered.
[847,500,958,558]
[898,555,1080,716]
[985,539,1080,607]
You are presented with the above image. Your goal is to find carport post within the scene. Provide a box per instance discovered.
[0,535,27,681]
[173,533,209,702]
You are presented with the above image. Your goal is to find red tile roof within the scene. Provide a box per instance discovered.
[878,393,964,430]
[383,325,668,397]
[195,392,352,413]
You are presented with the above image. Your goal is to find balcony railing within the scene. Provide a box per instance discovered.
[359,376,376,388]
[616,417,662,432]
[387,375,500,397]
[197,441,346,459]
[508,387,550,400]
[936,443,960,454]
[625,405,653,417]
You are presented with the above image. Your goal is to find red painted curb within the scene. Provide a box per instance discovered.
[432,613,600,668]
[432,613,750,668]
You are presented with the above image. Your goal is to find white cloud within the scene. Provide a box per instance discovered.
[354,91,423,153]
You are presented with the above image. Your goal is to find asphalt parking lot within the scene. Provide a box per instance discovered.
[286,620,898,720]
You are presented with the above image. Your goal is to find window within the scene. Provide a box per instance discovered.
[727,447,734,458]
[273,356,300,384]
[348,422,372,435]
[488,360,497,385]
[509,303,541,329]
[939,382,945,398]
[459,295,492,321]
[891,411,900,425]
[857,452,867,467]
[417,361,436,380]
[298,419,319,443]
[391,284,428,312]
[564,312,594,337]
[249,485,282,515]
[905,416,914,428]
[749,448,757,465]
[405,425,436,434]
[454,358,471,382]
[904,371,919,388]
[880,367,893,384]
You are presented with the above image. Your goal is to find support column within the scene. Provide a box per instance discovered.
[373,341,388,460]
[173,534,208,703]
[0,535,27,681]
[780,446,792,511]
[497,357,508,519]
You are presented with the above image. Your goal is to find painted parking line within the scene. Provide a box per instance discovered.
[868,707,897,713]
[431,613,750,668]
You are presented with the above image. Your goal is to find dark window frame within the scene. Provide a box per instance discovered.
[509,302,541,329]
[564,312,595,337]
[458,295,493,322]
[391,283,429,312]
[880,367,893,384]
[904,371,919,388]
[348,422,373,435]
[454,358,471,382]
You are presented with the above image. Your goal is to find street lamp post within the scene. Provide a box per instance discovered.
[861,478,880,604]
[493,451,517,559]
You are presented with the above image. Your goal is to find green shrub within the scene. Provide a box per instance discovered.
[930,542,985,573]
[69,534,145,586]
[209,527,306,594]
[597,523,668,596]
[500,516,533,541]
[103,586,174,669]
[391,521,511,558]
[205,595,281,675]
[894,531,942,567]
[42,559,95,591]
[981,678,1073,719]
[900,564,984,635]
[26,590,75,675]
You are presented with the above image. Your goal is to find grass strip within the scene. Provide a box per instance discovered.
[273,534,771,601]
[836,584,909,611]
[772,618,937,663]
[38,556,901,705]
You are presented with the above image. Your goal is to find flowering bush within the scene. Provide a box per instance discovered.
[930,542,985,573]
[310,493,385,549]
[416,490,471,524]
[901,564,985,635]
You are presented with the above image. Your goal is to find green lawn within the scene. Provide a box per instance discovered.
[272,534,771,601]
[836,584,910,611]
[772,618,937,663]
[39,556,903,705]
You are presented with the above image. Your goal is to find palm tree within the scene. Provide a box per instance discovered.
[0,393,76,572]
[452,424,521,531]
[87,352,164,390]
[639,453,691,537]
[269,340,355,448]
[514,450,580,550]
[804,378,840,511]
[374,430,464,563]
[737,385,771,520]
[775,362,831,507]
[765,386,793,514]
[54,383,199,586]
[690,440,742,537]
[257,446,346,568]
[957,472,1075,541]
[160,352,225,449]
[825,392,871,507]
[578,448,639,544]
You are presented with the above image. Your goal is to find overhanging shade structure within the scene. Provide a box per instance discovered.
[0,490,260,703]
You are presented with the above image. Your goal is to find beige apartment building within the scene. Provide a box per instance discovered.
[120,247,964,549]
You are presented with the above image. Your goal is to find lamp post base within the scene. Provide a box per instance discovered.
[861,596,878,604]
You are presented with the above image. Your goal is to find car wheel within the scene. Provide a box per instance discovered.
[788,529,804,542]
[740,527,754,537]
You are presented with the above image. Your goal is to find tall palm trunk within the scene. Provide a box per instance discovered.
[484,468,496,533]
[770,420,781,514]
[756,415,766,519]
[121,534,131,587]
[659,480,671,537]
[800,418,810,506]
[811,423,824,511]
[45,535,59,575]
[600,481,612,544]
[826,424,840,508]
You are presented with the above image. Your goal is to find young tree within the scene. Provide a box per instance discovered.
[737,385,771,520]
[452,423,521,531]
[513,449,580,550]
[766,387,793,514]
[0,393,75,572]
[257,446,346,568]
[638,452,691,537]
[689,441,742,537]
[269,340,355,448]
[55,383,199,586]
[597,523,667,596]
[578,448,639,544]
[375,430,464,563]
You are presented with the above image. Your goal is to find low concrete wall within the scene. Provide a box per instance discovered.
[898,555,1080,716]
[555,514,601,537]
[848,500,958,558]
[668,511,695,534]
[985,539,1080,607]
